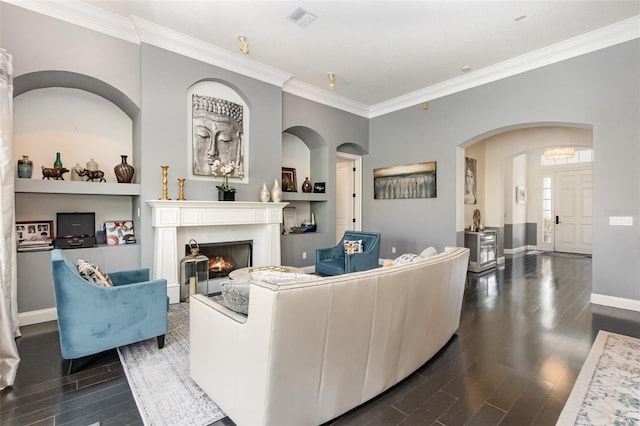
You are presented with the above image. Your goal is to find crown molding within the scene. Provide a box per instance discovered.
[4,0,291,87]
[130,16,292,88]
[369,15,640,118]
[3,0,139,44]
[5,1,638,118]
[283,78,370,117]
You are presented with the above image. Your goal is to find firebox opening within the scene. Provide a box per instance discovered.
[186,240,253,280]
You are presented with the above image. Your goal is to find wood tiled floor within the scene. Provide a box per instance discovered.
[2,252,640,425]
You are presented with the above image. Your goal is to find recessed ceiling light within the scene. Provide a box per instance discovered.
[461,65,472,72]
[287,7,317,28]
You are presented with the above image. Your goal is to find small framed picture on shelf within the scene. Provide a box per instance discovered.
[313,182,326,193]
[283,207,298,233]
[282,167,297,192]
[16,220,53,242]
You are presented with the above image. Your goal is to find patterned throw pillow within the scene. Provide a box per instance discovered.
[344,239,364,255]
[392,253,419,266]
[219,280,251,315]
[77,259,113,287]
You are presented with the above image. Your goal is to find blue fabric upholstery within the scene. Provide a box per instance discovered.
[51,249,168,361]
[315,231,381,276]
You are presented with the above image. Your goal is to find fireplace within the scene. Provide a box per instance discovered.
[147,200,287,303]
[187,240,252,280]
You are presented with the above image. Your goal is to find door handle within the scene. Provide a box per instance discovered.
[556,215,560,225]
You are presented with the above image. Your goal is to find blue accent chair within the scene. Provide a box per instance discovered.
[51,249,168,373]
[315,231,381,276]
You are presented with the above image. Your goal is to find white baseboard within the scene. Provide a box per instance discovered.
[497,256,505,265]
[301,265,316,274]
[503,246,527,255]
[19,307,58,326]
[591,293,640,312]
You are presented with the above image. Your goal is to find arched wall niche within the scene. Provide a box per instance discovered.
[284,126,327,150]
[282,125,328,185]
[14,70,139,119]
[186,79,251,182]
[337,142,367,156]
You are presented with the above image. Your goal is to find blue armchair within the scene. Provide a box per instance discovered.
[315,231,381,276]
[51,249,168,373]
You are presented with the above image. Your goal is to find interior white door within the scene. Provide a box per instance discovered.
[554,169,592,254]
[336,159,354,243]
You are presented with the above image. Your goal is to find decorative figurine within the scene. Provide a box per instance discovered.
[41,166,69,180]
[77,168,106,182]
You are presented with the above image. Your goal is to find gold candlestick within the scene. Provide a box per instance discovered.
[177,178,186,201]
[160,165,171,200]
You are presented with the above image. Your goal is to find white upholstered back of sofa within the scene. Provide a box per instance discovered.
[190,246,470,426]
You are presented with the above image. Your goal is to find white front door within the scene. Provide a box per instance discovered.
[554,169,592,254]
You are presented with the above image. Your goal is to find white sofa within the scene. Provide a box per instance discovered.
[190,246,470,426]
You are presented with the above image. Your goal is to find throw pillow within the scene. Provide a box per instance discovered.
[392,253,419,266]
[419,247,438,258]
[77,259,113,287]
[219,280,251,315]
[344,239,364,255]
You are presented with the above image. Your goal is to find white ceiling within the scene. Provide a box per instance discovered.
[21,1,640,115]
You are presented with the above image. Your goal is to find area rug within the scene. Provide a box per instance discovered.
[117,303,226,426]
[557,331,640,425]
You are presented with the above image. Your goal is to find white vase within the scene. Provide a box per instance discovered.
[260,182,271,202]
[271,179,282,202]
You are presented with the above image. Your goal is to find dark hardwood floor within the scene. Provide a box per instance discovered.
[2,252,640,425]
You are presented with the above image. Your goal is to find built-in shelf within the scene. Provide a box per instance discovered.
[282,231,327,237]
[281,192,328,202]
[15,179,141,196]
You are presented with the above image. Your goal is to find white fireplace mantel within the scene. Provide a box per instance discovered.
[147,200,288,303]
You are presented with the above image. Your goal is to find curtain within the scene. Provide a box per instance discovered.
[0,48,20,390]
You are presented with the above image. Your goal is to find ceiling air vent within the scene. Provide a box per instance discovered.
[287,7,317,28]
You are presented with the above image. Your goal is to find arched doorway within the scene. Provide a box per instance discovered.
[459,124,593,259]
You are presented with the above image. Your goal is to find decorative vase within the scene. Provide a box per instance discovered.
[271,179,282,202]
[302,177,312,193]
[53,152,62,168]
[17,155,33,178]
[218,190,235,201]
[71,163,84,181]
[86,158,98,171]
[260,182,270,202]
[114,155,135,183]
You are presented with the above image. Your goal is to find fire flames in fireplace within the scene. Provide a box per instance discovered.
[208,256,234,278]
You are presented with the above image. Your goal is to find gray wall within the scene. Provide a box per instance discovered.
[3,3,639,307]
[281,94,369,266]
[137,44,284,269]
[367,40,640,301]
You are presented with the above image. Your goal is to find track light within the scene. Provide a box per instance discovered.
[328,73,336,87]
[237,35,249,55]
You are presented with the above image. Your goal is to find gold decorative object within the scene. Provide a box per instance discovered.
[177,178,186,200]
[160,165,171,200]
